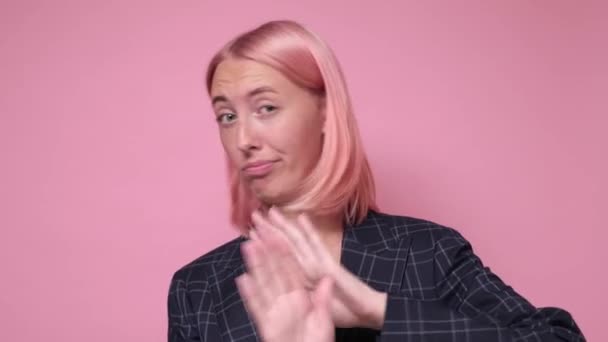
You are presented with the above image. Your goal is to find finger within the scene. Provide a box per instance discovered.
[275,246,306,292]
[249,228,260,241]
[253,210,310,284]
[252,234,294,300]
[251,212,297,293]
[241,240,263,270]
[309,276,335,339]
[241,241,274,307]
[268,207,315,262]
[332,266,373,315]
[251,210,272,233]
[258,229,303,294]
[235,274,265,323]
[312,276,334,309]
[297,213,332,260]
[261,240,291,295]
[252,210,294,255]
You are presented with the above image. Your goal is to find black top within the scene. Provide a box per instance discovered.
[167,210,585,341]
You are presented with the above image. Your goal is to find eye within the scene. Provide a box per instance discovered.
[259,105,278,115]
[216,113,237,125]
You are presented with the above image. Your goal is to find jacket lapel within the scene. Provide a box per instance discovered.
[340,210,413,293]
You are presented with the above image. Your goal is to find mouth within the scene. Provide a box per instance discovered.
[242,160,277,178]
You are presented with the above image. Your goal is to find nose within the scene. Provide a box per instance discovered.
[236,117,259,153]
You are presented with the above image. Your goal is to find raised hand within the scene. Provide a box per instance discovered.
[252,208,388,330]
[236,224,335,342]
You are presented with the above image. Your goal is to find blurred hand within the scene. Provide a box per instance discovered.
[236,226,334,342]
[251,208,388,330]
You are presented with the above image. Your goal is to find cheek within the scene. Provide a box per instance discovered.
[277,122,323,166]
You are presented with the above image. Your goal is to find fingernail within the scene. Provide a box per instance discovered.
[251,210,261,223]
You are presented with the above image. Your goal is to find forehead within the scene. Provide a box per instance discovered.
[210,59,293,97]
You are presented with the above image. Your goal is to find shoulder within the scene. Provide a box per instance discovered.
[371,210,468,249]
[170,235,247,287]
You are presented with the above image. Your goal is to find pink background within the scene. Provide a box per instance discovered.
[1,1,606,341]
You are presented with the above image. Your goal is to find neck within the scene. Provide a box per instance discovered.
[308,211,344,241]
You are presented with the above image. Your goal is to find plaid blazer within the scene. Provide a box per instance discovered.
[167,210,585,341]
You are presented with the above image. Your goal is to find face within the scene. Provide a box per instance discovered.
[210,58,325,205]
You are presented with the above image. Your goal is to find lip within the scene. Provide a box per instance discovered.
[242,160,277,177]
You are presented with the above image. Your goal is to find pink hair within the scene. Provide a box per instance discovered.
[205,20,377,230]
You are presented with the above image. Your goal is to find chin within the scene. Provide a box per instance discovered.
[250,183,292,207]
[253,190,282,206]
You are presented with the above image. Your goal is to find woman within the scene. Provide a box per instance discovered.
[167,20,585,341]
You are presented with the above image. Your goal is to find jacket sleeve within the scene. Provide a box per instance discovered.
[167,272,222,342]
[379,229,586,341]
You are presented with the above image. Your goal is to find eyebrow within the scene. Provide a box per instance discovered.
[211,86,277,106]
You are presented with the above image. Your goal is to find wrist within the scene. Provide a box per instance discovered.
[371,290,388,330]
[362,288,387,330]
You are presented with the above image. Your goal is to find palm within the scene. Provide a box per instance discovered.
[236,226,335,342]
[258,209,384,329]
[261,289,333,342]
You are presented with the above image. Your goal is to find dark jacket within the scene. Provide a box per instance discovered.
[167,210,585,341]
